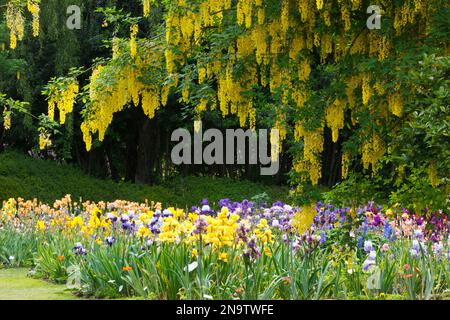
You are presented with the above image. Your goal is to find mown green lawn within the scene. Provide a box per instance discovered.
[0,268,78,300]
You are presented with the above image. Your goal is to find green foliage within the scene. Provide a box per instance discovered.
[389,167,448,212]
[0,227,37,267]
[0,150,288,207]
[323,172,386,207]
[387,54,449,182]
[34,235,76,283]
[26,231,450,300]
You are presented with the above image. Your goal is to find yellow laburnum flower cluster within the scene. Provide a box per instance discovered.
[217,58,258,128]
[369,33,390,61]
[325,99,345,143]
[130,24,139,59]
[394,1,425,35]
[81,39,171,151]
[143,0,152,17]
[293,123,324,185]
[27,0,40,37]
[361,132,385,174]
[5,0,40,49]
[341,151,351,179]
[2,108,11,130]
[48,80,79,125]
[388,92,404,117]
[237,0,253,28]
[362,75,373,106]
[6,2,25,49]
[38,131,52,150]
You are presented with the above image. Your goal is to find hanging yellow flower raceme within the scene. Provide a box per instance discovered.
[325,99,345,143]
[38,131,52,150]
[143,0,151,17]
[237,0,253,29]
[341,151,351,179]
[362,75,373,105]
[130,24,139,58]
[2,108,11,130]
[77,37,169,151]
[47,80,79,125]
[298,59,311,81]
[388,92,404,117]
[6,2,24,49]
[27,0,40,37]
[361,132,385,174]
[5,0,40,49]
[294,122,324,185]
[316,0,324,10]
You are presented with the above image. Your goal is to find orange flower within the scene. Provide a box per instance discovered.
[122,266,132,271]
[235,288,243,294]
[404,274,413,279]
[282,277,292,285]
[57,255,65,261]
[404,264,410,271]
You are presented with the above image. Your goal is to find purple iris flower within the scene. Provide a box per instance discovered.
[218,198,231,209]
[414,229,424,240]
[373,214,382,227]
[433,243,443,261]
[106,212,117,223]
[162,209,172,217]
[272,201,284,207]
[362,250,376,271]
[193,216,208,235]
[201,204,212,215]
[319,232,326,245]
[120,214,129,223]
[364,240,374,253]
[122,220,132,231]
[105,236,115,246]
[73,242,87,255]
[383,222,394,241]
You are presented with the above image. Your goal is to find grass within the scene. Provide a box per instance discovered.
[0,150,289,207]
[0,268,78,300]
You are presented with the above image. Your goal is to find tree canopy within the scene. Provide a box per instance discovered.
[1,0,448,207]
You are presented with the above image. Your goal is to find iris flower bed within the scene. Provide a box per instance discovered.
[0,195,449,300]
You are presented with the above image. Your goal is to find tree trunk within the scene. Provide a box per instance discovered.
[135,117,155,184]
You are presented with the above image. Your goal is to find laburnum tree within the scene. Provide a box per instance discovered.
[2,0,449,201]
